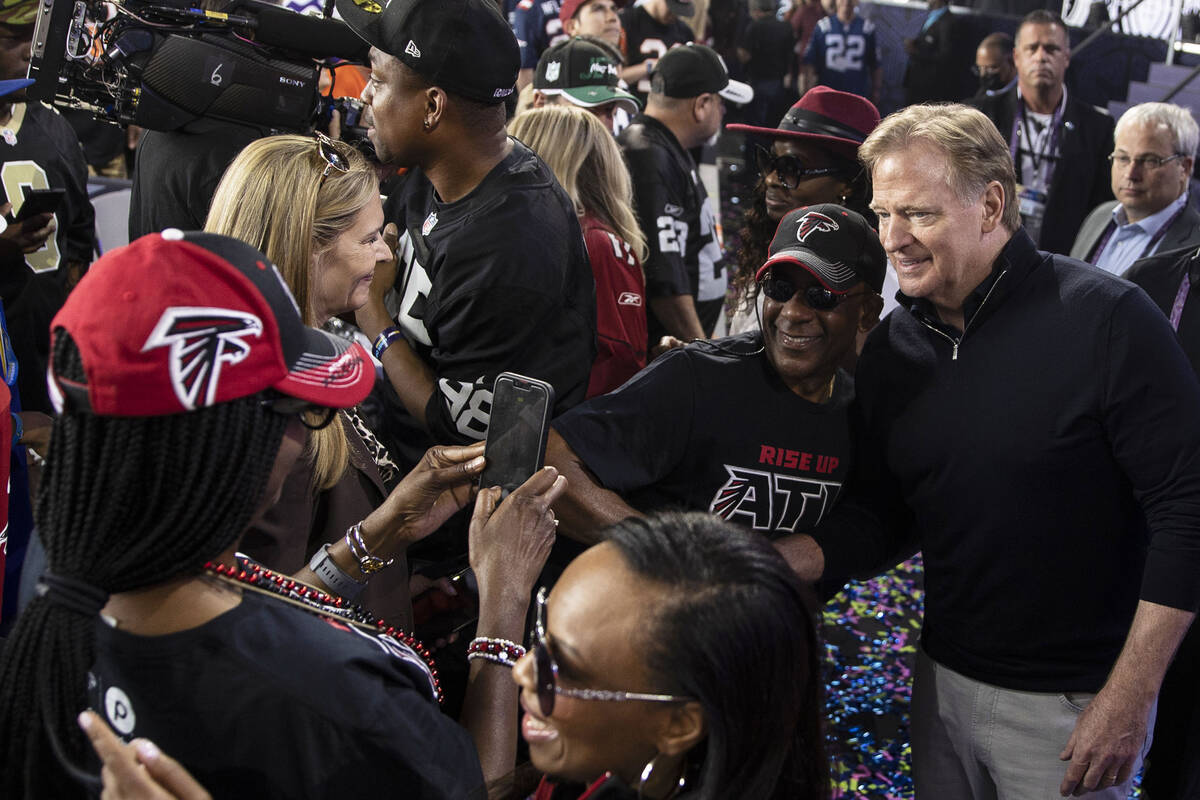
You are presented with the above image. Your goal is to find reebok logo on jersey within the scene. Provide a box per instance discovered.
[663,203,683,217]
[405,40,421,59]
[142,308,262,411]
[795,211,839,243]
[618,292,642,306]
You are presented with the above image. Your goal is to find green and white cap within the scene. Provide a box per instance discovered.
[534,38,640,114]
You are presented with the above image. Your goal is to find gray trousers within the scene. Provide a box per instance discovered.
[911,647,1155,800]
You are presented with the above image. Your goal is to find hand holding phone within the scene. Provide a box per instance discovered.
[13,188,65,223]
[478,372,555,497]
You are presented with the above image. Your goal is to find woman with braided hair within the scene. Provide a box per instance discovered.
[0,231,562,798]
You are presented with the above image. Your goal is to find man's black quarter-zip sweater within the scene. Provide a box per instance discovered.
[844,228,1200,692]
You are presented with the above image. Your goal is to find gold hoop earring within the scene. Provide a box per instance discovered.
[637,753,687,800]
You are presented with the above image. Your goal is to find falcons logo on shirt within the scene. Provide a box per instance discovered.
[795,211,839,243]
[710,469,759,519]
[142,308,263,410]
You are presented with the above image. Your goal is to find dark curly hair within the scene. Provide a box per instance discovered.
[731,160,875,318]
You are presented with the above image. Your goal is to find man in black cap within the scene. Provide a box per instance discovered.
[530,37,640,130]
[335,0,596,458]
[618,43,751,345]
[545,203,883,578]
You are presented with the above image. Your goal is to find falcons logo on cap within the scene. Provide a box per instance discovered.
[142,308,263,411]
[795,211,839,243]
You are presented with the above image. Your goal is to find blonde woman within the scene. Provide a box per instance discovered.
[510,105,649,396]
[206,134,419,626]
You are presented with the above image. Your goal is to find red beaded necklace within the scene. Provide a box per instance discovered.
[203,557,442,704]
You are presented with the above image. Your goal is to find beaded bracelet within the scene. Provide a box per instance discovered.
[372,326,404,360]
[466,637,527,667]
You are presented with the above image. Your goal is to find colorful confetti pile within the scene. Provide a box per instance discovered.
[819,555,1142,799]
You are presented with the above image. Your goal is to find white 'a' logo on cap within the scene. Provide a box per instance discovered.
[142,308,263,411]
[545,60,561,82]
[405,40,421,59]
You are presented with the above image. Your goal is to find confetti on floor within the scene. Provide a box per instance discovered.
[819,555,1142,799]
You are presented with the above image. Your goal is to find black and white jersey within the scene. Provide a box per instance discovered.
[618,113,726,342]
[553,333,854,536]
[383,139,596,444]
[0,101,94,272]
[0,101,95,412]
[619,6,693,99]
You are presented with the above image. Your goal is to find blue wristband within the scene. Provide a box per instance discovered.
[371,327,403,360]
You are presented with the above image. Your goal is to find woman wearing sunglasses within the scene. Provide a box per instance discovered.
[204,134,423,626]
[725,87,880,336]
[514,512,827,799]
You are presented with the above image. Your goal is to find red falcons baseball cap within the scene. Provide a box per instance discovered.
[757,204,885,293]
[49,230,374,417]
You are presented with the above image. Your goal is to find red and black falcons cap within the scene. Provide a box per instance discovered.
[50,230,374,416]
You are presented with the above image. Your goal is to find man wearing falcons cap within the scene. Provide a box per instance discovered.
[546,203,883,580]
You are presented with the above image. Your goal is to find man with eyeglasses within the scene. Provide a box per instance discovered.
[1069,102,1200,274]
[544,204,883,580]
[972,10,1114,256]
[970,32,1016,101]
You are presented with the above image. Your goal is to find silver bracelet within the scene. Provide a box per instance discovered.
[307,544,367,601]
[344,521,395,575]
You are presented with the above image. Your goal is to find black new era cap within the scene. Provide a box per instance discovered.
[757,204,885,293]
[652,43,752,104]
[336,0,518,104]
[534,38,640,114]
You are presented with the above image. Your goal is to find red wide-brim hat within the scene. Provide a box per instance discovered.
[727,86,880,161]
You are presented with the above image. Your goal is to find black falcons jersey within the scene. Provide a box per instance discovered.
[619,6,693,99]
[384,139,596,445]
[89,590,485,798]
[618,114,727,342]
[553,332,854,536]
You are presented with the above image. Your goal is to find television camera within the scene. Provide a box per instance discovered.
[28,0,370,135]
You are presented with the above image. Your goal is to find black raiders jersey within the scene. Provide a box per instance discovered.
[618,113,727,342]
[383,139,596,444]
